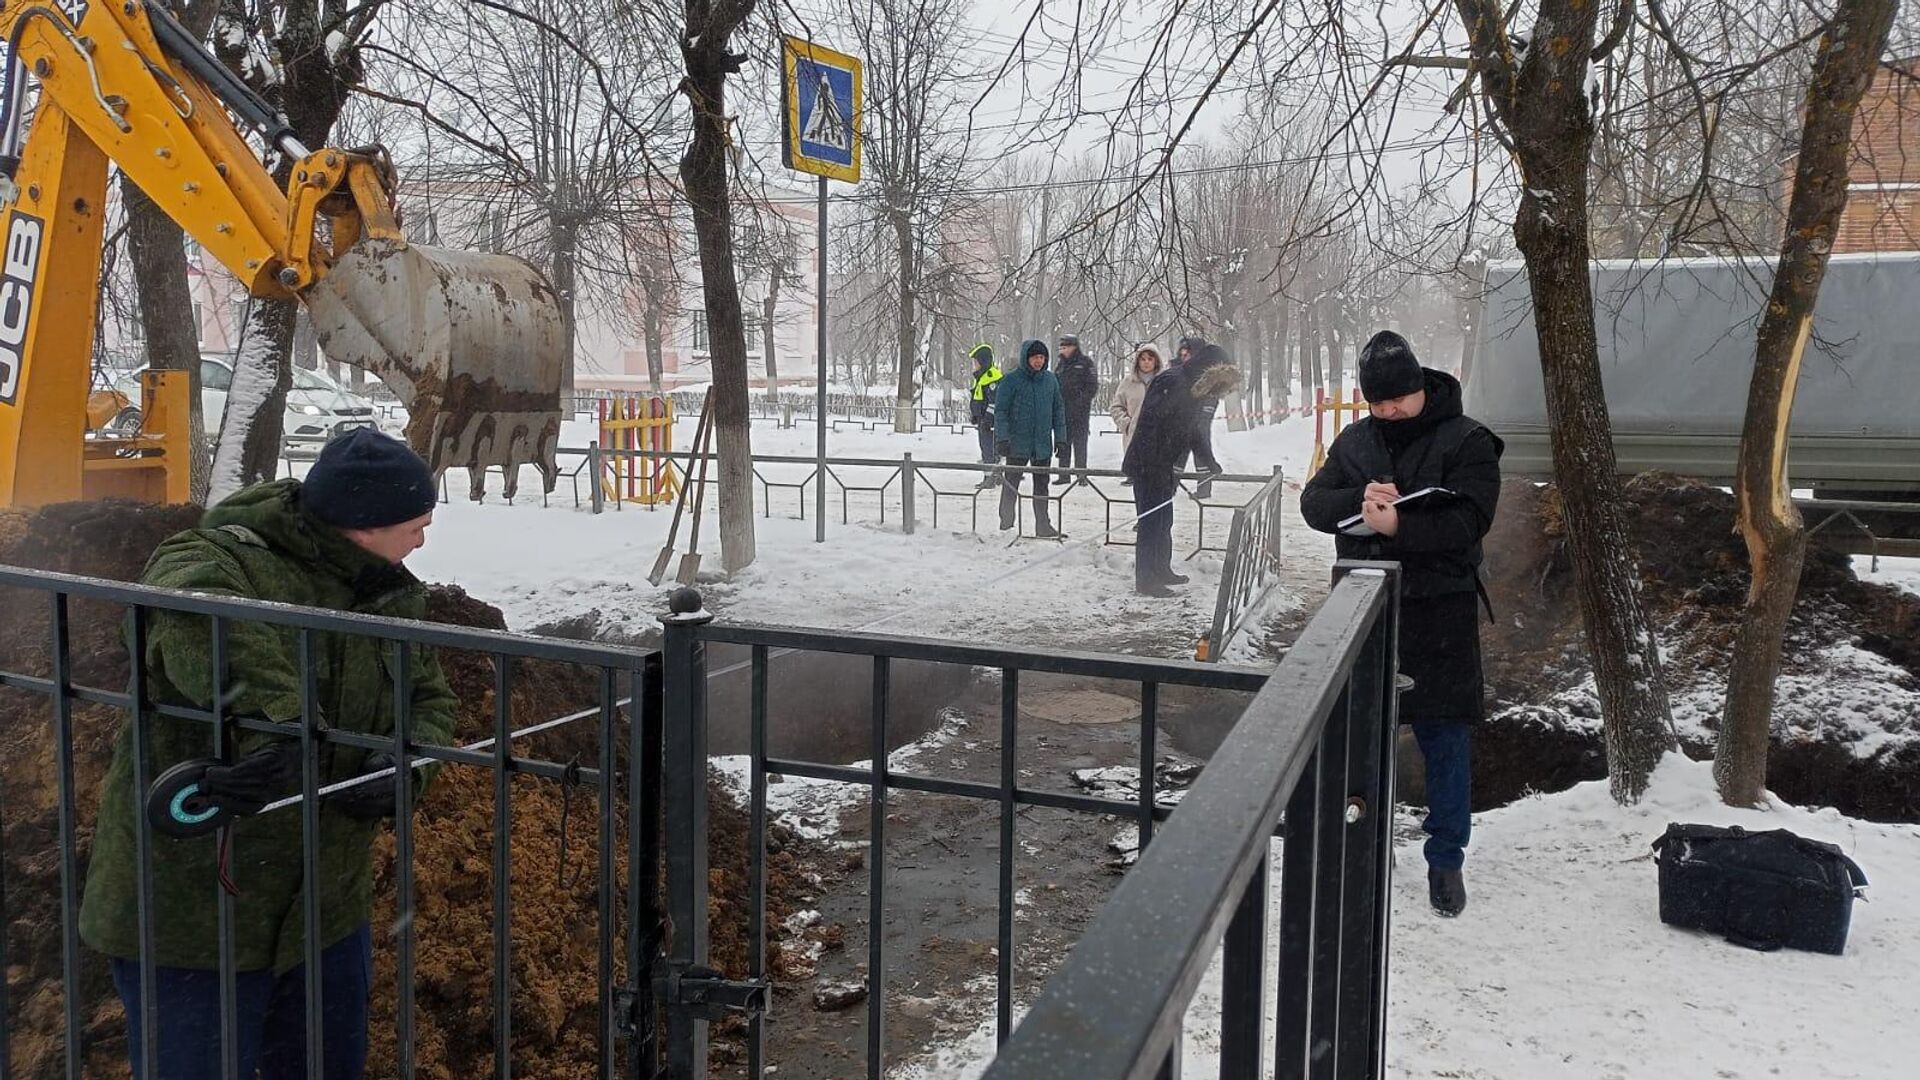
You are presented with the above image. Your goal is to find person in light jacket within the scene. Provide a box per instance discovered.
[1109,344,1165,485]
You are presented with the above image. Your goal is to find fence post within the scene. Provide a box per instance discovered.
[589,441,604,515]
[659,588,714,1079]
[902,453,917,535]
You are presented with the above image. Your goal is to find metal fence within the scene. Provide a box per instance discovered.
[1208,469,1290,657]
[0,565,663,1080]
[660,592,1273,1078]
[985,562,1402,1079]
[577,444,1280,554]
[0,559,1398,1080]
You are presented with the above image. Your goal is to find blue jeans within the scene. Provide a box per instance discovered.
[1412,722,1472,871]
[111,923,372,1080]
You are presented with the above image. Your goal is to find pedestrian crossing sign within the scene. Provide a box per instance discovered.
[782,36,862,183]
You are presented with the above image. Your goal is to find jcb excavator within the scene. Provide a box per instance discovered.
[0,0,564,508]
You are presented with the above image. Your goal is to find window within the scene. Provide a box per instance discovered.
[199,359,233,391]
[744,322,758,355]
[692,312,709,352]
[192,302,205,345]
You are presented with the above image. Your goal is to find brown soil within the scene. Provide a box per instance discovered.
[1475,474,1920,819]
[1,502,816,1078]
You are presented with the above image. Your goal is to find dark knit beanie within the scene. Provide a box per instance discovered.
[303,428,437,529]
[1358,331,1425,402]
[1025,340,1049,360]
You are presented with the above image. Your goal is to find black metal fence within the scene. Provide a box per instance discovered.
[0,565,662,1080]
[1,558,1398,1080]
[985,562,1401,1078]
[578,444,1278,555]
[1207,469,1290,657]
[660,594,1272,1078]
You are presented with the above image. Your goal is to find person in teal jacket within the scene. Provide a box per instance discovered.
[995,339,1068,537]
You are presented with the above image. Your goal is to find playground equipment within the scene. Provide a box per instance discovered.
[598,395,678,506]
[1307,388,1367,475]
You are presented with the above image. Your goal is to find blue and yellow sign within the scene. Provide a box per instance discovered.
[782,36,862,184]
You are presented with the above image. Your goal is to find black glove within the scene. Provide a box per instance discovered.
[199,742,298,809]
[327,753,400,821]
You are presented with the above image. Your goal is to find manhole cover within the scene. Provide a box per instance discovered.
[1019,688,1139,726]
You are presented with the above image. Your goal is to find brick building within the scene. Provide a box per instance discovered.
[1834,58,1920,253]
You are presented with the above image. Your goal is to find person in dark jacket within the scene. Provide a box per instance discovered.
[968,344,1003,488]
[1053,334,1100,483]
[81,429,458,1078]
[1122,343,1242,596]
[1299,330,1503,918]
[1170,335,1225,493]
[996,339,1069,537]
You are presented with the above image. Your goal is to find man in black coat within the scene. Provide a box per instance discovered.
[1300,330,1503,918]
[1053,334,1100,483]
[1123,343,1241,597]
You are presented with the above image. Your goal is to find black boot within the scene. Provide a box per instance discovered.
[1164,571,1190,585]
[1428,868,1466,917]
[1136,581,1176,598]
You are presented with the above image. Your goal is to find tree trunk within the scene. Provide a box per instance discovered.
[1716,0,1896,807]
[1327,306,1347,401]
[1298,303,1317,399]
[209,0,353,497]
[1247,311,1266,426]
[1271,304,1292,416]
[120,175,212,504]
[1465,0,1677,801]
[892,213,919,433]
[1032,191,1052,339]
[763,287,780,404]
[644,301,666,394]
[208,300,295,501]
[680,2,758,572]
[551,213,580,403]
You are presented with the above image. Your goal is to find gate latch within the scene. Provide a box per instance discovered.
[657,964,771,1021]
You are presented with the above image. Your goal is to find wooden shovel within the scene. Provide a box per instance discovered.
[647,390,712,586]
[676,408,718,586]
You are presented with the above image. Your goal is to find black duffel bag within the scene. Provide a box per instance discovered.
[1651,823,1869,955]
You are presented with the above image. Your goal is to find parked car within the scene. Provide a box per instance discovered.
[97,354,387,455]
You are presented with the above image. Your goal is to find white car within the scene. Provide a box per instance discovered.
[110,354,391,456]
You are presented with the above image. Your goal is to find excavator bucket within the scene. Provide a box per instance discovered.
[303,238,565,500]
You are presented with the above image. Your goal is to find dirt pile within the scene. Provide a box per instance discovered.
[0,500,207,1078]
[1476,474,1920,819]
[1,502,815,1078]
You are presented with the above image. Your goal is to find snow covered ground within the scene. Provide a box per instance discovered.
[1853,554,1920,598]
[376,410,1329,656]
[901,756,1920,1079]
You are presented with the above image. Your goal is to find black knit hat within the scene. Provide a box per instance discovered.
[1358,331,1425,402]
[1024,340,1049,359]
[303,428,436,530]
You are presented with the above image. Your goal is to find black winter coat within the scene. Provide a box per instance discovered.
[1299,369,1503,721]
[1055,350,1101,419]
[1122,346,1239,478]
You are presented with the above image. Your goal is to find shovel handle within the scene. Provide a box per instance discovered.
[658,390,713,550]
[684,404,717,555]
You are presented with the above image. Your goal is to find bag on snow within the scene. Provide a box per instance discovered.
[1650,823,1868,955]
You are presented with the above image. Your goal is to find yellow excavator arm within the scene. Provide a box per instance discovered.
[0,0,563,508]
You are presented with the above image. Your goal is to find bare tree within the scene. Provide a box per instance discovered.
[1409,0,1679,802]
[679,0,759,571]
[208,0,385,499]
[1717,0,1898,805]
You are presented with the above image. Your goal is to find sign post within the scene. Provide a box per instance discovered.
[781,36,862,543]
